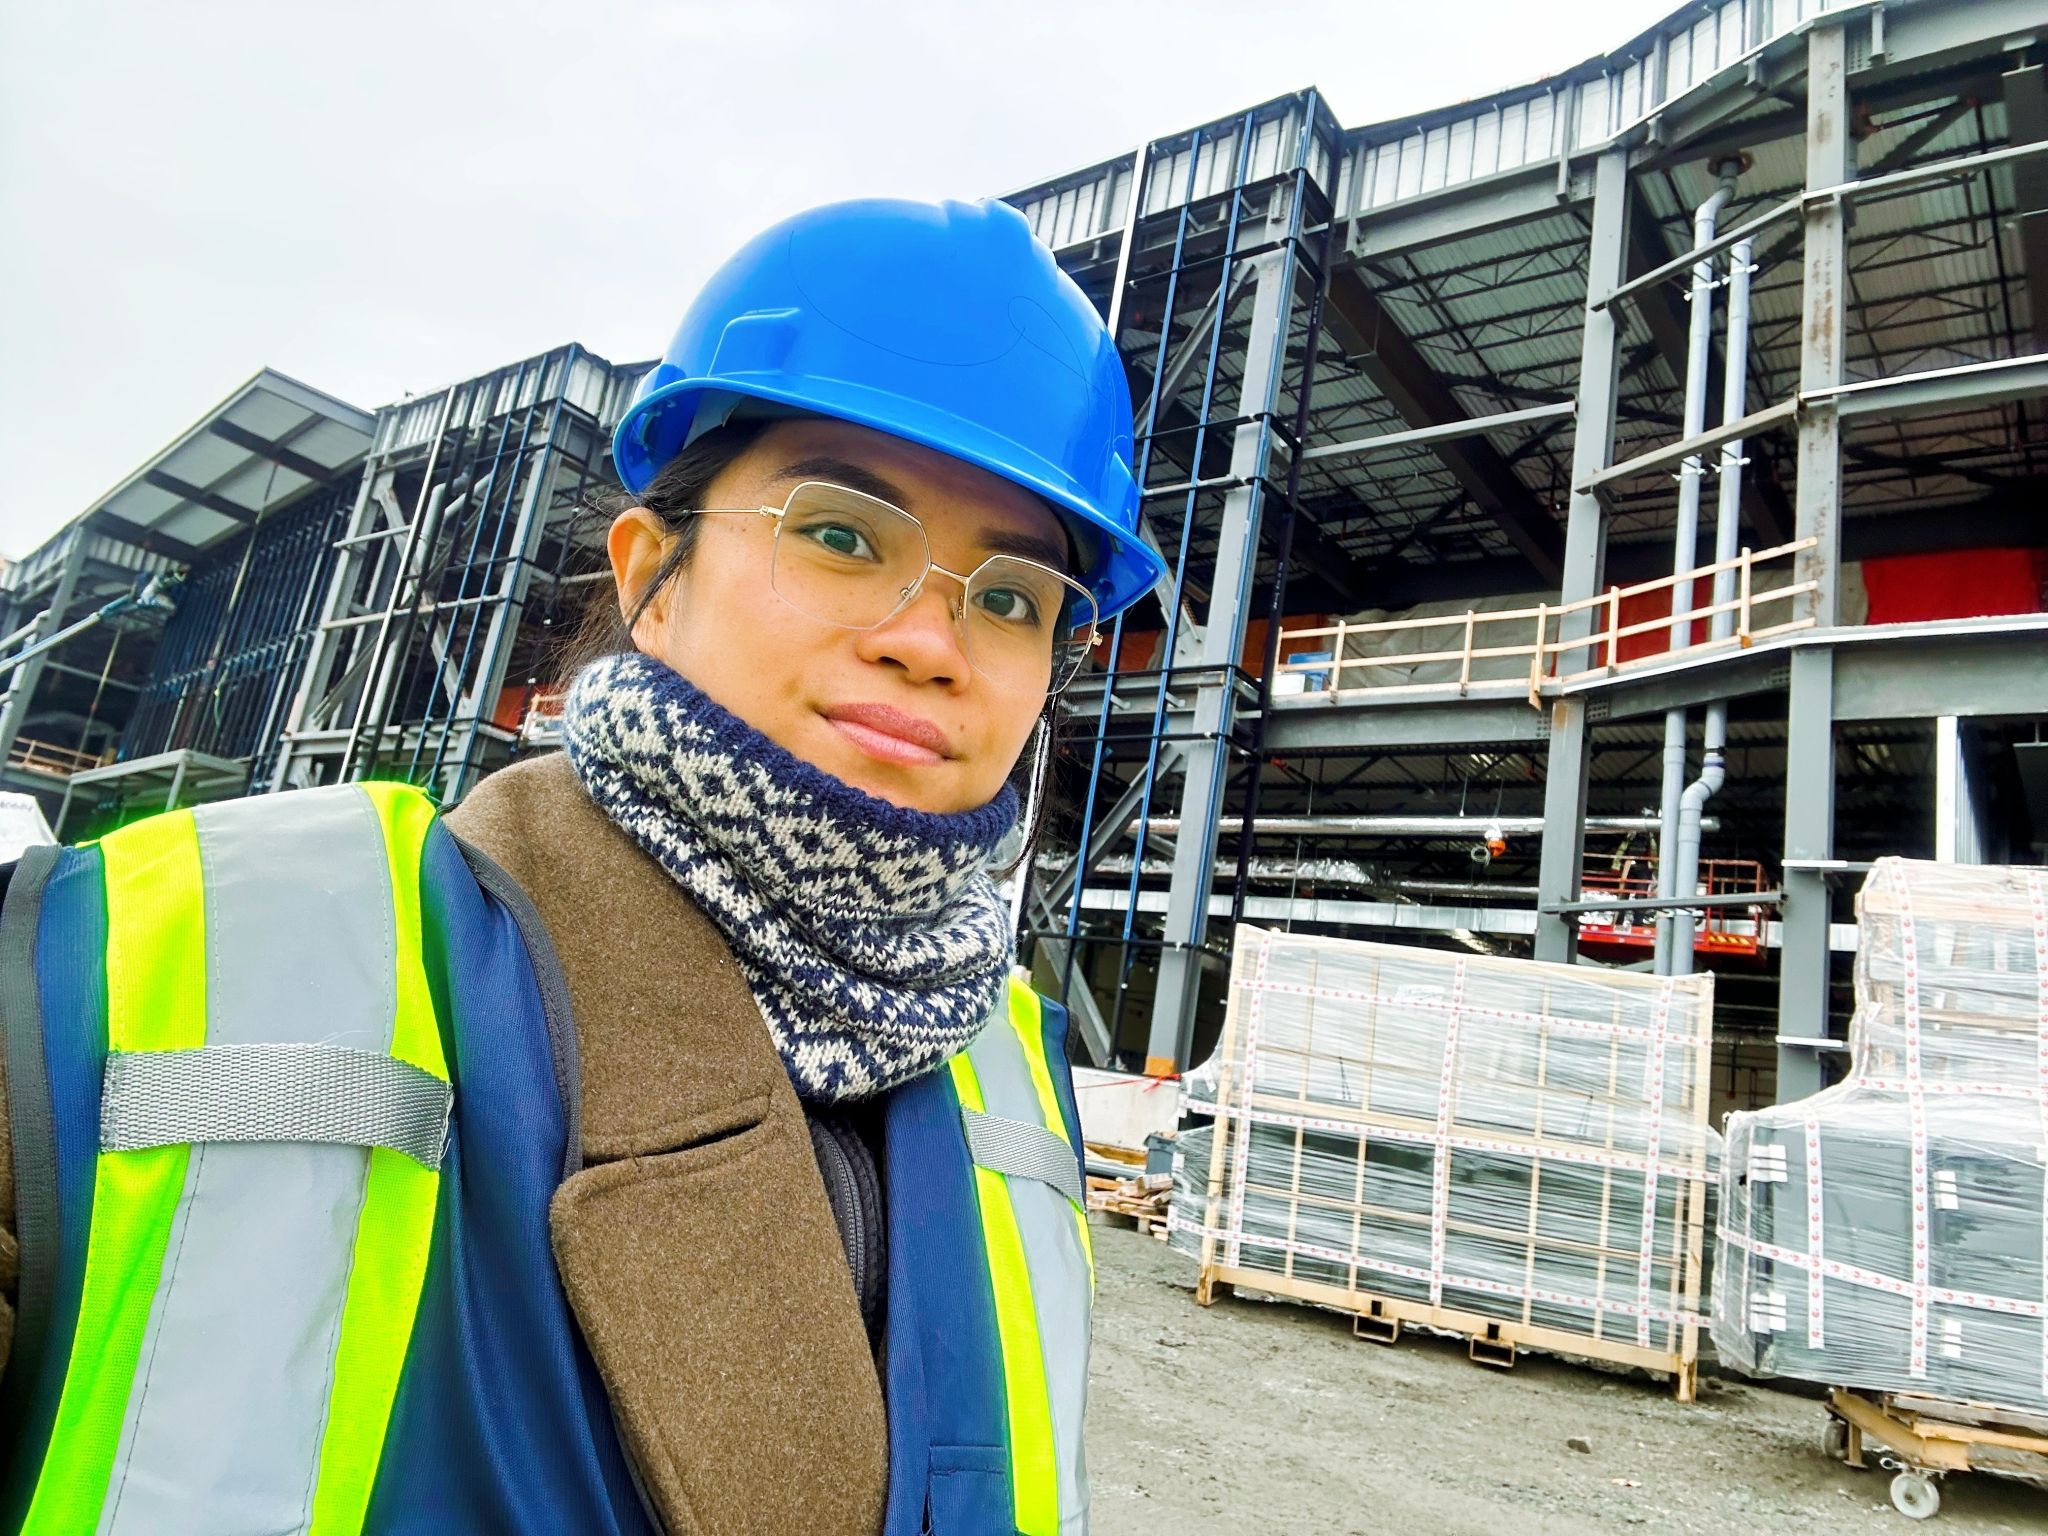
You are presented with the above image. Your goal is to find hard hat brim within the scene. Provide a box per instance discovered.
[613,376,1168,625]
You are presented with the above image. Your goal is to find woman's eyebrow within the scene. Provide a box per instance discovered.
[769,455,1075,572]
[767,456,910,508]
[978,528,1073,571]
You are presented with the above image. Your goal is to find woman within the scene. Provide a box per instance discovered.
[0,196,1163,1536]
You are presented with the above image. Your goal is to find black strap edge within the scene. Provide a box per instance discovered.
[453,836,584,1183]
[0,844,62,1447]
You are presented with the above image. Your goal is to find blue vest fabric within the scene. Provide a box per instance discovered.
[0,821,1080,1534]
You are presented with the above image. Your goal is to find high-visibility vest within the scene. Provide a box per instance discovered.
[0,782,1093,1534]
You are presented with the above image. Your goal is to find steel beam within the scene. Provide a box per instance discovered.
[1879,0,2048,69]
[142,469,257,526]
[1813,353,2048,421]
[1263,695,1546,752]
[1535,149,1630,963]
[1298,400,1573,464]
[1322,266,1564,584]
[1344,160,1593,262]
[84,510,204,566]
[206,419,336,484]
[1778,20,1853,1105]
[1833,621,2048,719]
[1579,400,1796,497]
[1041,749,1183,911]
[1145,220,1296,1074]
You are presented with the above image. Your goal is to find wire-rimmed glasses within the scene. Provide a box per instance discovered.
[688,480,1100,695]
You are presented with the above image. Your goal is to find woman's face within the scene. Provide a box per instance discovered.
[607,417,1070,814]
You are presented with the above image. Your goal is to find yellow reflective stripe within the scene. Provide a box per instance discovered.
[949,1048,1061,1536]
[1005,978,1094,1281]
[307,783,444,1534]
[359,782,447,1083]
[24,811,206,1535]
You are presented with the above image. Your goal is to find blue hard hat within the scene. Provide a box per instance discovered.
[611,197,1165,623]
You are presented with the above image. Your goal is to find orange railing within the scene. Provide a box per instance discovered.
[1576,857,1769,957]
[1274,538,1819,705]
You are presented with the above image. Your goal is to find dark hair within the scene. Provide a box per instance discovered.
[552,418,772,684]
[552,417,1062,883]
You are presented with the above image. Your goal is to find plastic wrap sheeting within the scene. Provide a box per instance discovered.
[1714,859,2048,1412]
[1170,927,1717,1365]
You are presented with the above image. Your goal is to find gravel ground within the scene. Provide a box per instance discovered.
[1084,1222,2045,1535]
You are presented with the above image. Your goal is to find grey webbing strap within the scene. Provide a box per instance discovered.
[961,1106,1086,1210]
[101,1043,453,1170]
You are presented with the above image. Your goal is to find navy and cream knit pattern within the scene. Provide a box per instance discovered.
[561,650,1019,1104]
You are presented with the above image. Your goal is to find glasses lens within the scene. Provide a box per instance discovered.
[770,483,929,629]
[962,557,1098,694]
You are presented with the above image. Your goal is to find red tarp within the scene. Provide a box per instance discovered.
[1862,547,2047,625]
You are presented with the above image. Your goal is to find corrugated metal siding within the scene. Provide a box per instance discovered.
[369,347,630,462]
[0,525,178,599]
[1342,0,1870,217]
[1014,159,1133,251]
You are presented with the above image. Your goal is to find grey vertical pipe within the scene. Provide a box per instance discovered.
[1654,165,1738,973]
[1671,231,1754,971]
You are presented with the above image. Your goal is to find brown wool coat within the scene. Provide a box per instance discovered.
[0,754,889,1536]
[444,753,890,1535]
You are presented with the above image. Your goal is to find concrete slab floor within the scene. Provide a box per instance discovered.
[1085,1223,2045,1535]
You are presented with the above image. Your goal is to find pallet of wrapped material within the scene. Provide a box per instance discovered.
[1713,858,2048,1413]
[1168,926,1716,1395]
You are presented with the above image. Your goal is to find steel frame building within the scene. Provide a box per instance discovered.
[3,0,2043,1112]
[1006,0,2048,1095]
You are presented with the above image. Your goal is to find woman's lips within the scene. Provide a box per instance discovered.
[823,704,950,766]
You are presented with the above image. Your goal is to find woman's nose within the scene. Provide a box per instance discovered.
[853,577,971,686]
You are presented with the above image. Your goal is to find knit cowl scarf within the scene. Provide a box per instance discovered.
[560,650,1019,1104]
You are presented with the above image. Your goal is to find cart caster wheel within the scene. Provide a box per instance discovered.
[1823,1417,1851,1462]
[1889,1471,1940,1521]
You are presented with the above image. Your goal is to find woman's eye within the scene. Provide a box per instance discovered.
[800,522,875,559]
[976,586,1042,626]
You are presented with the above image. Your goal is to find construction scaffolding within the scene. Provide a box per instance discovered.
[267,344,639,802]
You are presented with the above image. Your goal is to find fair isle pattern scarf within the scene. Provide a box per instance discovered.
[560,651,1019,1104]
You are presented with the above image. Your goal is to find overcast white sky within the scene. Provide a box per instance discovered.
[0,0,1664,559]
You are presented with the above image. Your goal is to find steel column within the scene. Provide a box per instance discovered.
[0,529,88,770]
[1776,19,1853,1104]
[1535,148,1630,963]
[1143,216,1296,1073]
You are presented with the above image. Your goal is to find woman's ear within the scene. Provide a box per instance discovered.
[607,508,675,637]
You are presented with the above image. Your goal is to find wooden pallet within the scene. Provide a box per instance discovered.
[1826,1388,2048,1520]
[1194,1264,1699,1398]
[1187,928,1712,1402]
[1087,1174,1171,1239]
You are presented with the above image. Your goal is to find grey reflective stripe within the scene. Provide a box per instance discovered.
[961,1106,1085,1211]
[102,1043,452,1169]
[965,1001,1093,1535]
[101,786,399,1536]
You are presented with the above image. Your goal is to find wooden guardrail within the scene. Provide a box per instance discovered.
[6,737,111,779]
[1275,538,1820,705]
